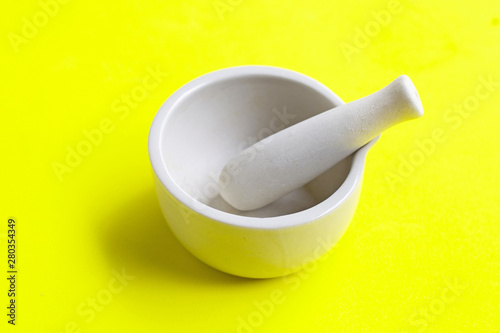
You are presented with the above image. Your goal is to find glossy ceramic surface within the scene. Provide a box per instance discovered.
[148,66,378,278]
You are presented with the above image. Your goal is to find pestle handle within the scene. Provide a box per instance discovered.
[219,75,424,211]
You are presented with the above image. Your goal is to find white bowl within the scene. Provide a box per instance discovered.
[149,66,377,278]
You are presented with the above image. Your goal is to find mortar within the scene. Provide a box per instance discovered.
[148,66,378,278]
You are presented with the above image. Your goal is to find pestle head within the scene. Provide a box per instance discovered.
[389,75,424,120]
[219,75,424,211]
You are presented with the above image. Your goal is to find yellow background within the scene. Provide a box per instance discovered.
[1,0,499,332]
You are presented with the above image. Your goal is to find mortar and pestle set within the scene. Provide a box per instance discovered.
[149,66,423,278]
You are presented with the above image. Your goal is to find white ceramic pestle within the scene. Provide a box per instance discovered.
[219,75,424,211]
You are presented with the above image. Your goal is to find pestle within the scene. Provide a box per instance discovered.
[219,75,424,211]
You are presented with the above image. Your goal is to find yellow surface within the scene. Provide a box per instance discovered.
[1,0,499,332]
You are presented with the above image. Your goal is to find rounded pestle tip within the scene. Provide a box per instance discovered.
[395,75,424,119]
